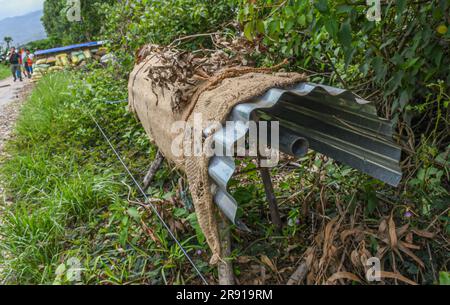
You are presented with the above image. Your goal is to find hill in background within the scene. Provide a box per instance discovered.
[0,10,47,48]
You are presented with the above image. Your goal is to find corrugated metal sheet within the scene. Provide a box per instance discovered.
[208,82,403,228]
[34,41,105,56]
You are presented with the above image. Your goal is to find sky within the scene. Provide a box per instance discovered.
[0,0,44,21]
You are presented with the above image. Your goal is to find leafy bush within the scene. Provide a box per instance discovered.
[238,1,449,121]
[99,0,237,70]
[25,38,59,52]
[42,0,116,45]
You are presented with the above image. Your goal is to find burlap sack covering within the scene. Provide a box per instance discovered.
[128,45,307,264]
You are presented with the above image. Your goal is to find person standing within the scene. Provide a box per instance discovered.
[24,49,34,78]
[8,47,22,82]
[18,48,26,78]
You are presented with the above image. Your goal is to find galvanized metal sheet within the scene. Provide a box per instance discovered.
[207,82,403,227]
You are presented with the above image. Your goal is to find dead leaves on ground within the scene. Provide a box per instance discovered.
[299,210,436,285]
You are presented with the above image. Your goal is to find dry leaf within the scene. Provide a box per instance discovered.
[412,228,435,239]
[406,232,413,244]
[340,229,363,243]
[398,242,425,268]
[260,255,277,274]
[388,214,398,249]
[237,256,251,264]
[379,218,387,233]
[350,250,361,267]
[399,241,420,250]
[396,224,409,237]
[380,271,418,285]
[327,272,362,284]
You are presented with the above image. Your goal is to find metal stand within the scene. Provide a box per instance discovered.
[259,163,283,232]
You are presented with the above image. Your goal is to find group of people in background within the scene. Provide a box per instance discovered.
[8,47,34,82]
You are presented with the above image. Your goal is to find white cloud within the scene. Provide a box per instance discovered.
[0,0,45,21]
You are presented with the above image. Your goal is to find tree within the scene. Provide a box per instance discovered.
[4,36,13,49]
[42,0,116,45]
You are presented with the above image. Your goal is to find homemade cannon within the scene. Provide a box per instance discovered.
[128,45,402,284]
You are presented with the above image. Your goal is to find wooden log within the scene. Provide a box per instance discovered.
[218,214,235,285]
[287,262,308,285]
[142,150,165,190]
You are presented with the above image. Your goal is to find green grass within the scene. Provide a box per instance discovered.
[0,64,10,80]
[0,69,210,284]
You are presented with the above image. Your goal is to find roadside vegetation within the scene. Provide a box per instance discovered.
[0,68,213,284]
[0,64,10,80]
[0,0,448,284]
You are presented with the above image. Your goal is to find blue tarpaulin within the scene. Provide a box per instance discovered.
[34,41,105,56]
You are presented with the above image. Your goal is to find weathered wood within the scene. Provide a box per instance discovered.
[218,215,235,285]
[143,150,165,190]
[287,262,308,285]
[259,167,283,231]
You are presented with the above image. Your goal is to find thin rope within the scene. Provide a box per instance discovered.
[89,113,209,285]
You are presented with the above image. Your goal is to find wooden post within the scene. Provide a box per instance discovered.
[143,150,165,190]
[259,167,283,231]
[218,214,235,285]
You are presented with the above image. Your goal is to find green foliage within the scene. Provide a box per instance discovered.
[0,64,10,80]
[440,271,450,285]
[42,0,116,45]
[25,38,59,52]
[99,0,237,70]
[0,70,209,284]
[237,0,449,122]
[3,36,13,49]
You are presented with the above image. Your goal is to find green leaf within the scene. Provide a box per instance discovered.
[367,191,378,215]
[297,15,306,27]
[396,0,406,15]
[187,213,205,244]
[256,20,265,34]
[284,6,294,17]
[399,90,410,109]
[404,57,420,69]
[268,19,281,35]
[439,271,450,285]
[336,5,353,14]
[173,207,188,219]
[338,20,352,48]
[284,19,295,32]
[324,18,338,39]
[127,207,140,221]
[386,70,405,96]
[372,56,387,83]
[244,22,254,41]
[314,0,329,13]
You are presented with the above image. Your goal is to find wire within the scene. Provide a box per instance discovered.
[89,113,209,285]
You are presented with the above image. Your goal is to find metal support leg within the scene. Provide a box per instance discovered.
[259,167,283,231]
